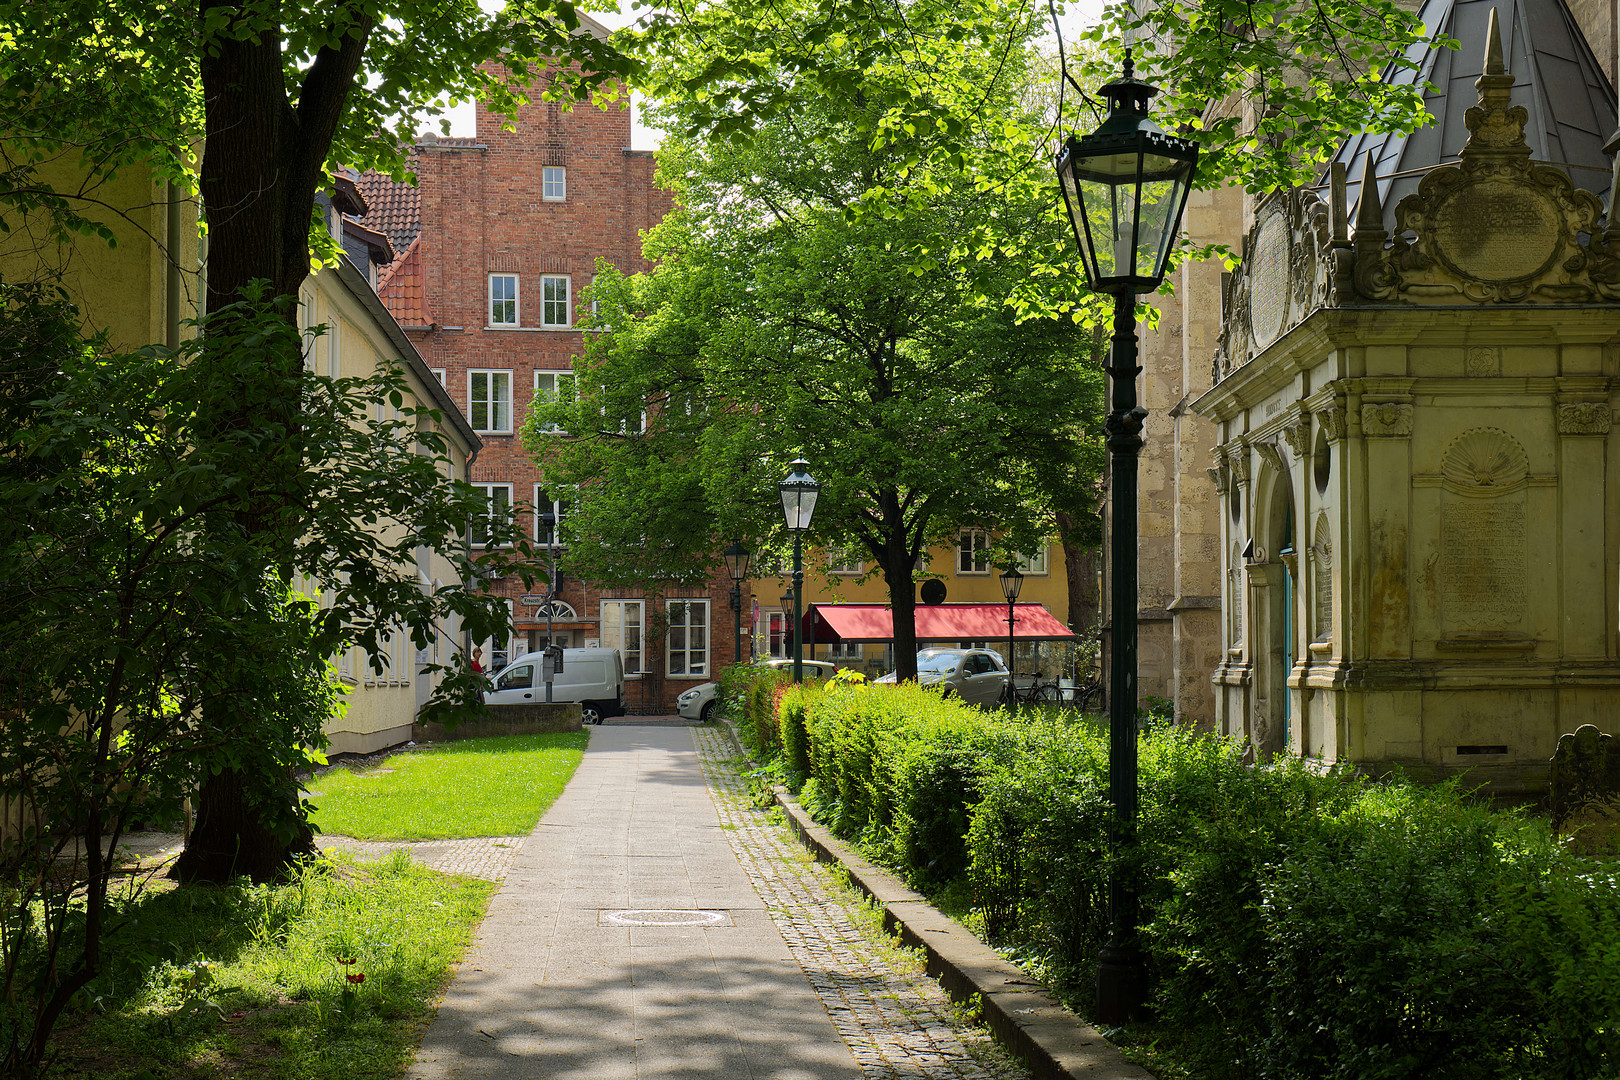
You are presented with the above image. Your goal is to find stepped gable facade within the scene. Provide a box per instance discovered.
[353,25,741,713]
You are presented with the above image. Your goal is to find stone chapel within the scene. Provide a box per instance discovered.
[1168,1,1620,792]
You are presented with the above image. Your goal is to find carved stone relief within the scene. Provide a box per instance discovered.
[1254,441,1286,475]
[1348,18,1620,305]
[1558,402,1613,436]
[1361,402,1414,438]
[1282,421,1312,458]
[1315,406,1347,442]
[1214,188,1335,379]
[1465,346,1502,376]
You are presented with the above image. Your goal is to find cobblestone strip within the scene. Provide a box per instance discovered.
[693,726,1031,1080]
[317,835,526,882]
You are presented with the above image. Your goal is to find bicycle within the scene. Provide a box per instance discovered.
[1000,673,1066,708]
[1073,677,1105,712]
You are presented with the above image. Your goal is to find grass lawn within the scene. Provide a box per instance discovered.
[306,732,588,841]
[46,853,494,1080]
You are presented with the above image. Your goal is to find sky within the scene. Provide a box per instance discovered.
[439,0,1109,148]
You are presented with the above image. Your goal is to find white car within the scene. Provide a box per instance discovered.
[675,659,837,721]
[875,647,1009,708]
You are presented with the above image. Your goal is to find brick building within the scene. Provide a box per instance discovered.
[356,21,746,712]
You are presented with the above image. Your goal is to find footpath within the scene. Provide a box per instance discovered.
[406,720,1026,1080]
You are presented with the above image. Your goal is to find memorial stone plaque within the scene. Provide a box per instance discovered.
[1433,182,1559,282]
[1440,497,1527,629]
[1249,212,1290,346]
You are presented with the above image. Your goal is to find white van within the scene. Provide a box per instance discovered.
[485,647,626,725]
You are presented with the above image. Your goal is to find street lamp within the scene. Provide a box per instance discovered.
[722,539,751,664]
[778,458,819,683]
[999,567,1023,698]
[1055,49,1198,1025]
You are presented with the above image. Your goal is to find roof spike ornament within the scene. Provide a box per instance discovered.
[1462,7,1532,167]
[1352,151,1386,242]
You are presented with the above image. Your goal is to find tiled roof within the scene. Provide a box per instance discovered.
[352,169,421,252]
[1327,0,1616,228]
[378,235,432,327]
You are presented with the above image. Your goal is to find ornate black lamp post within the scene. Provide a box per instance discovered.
[778,459,819,683]
[722,539,751,663]
[1055,50,1198,1024]
[999,567,1023,695]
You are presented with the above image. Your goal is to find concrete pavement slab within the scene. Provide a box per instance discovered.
[408,724,866,1080]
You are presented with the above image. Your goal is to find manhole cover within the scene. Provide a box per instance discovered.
[602,909,729,926]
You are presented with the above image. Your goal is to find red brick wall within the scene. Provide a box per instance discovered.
[406,74,744,712]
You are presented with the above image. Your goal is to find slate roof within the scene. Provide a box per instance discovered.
[352,169,421,253]
[1324,0,1616,227]
[377,235,432,327]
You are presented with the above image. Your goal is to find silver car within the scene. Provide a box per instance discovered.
[875,647,1009,708]
[675,659,837,721]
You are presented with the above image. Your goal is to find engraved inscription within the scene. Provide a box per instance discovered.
[1441,500,1527,629]
[1433,184,1559,281]
[1249,213,1290,346]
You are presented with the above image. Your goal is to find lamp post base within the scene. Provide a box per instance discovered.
[1095,937,1147,1026]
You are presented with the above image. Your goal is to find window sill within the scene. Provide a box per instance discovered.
[473,429,514,436]
[483,325,574,332]
[667,673,711,681]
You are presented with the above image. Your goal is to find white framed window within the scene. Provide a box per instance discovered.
[533,486,570,546]
[1017,546,1050,574]
[430,368,446,386]
[764,610,791,659]
[957,529,990,574]
[826,641,861,660]
[540,275,570,327]
[533,369,576,434]
[543,166,566,201]
[489,274,519,326]
[470,483,512,547]
[469,369,512,433]
[826,545,863,575]
[326,316,342,379]
[601,600,645,675]
[666,599,710,677]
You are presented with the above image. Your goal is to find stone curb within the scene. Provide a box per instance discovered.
[717,720,1153,1080]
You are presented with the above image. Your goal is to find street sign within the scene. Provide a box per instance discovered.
[519,594,548,605]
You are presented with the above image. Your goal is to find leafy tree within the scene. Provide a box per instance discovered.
[526,0,1104,680]
[0,283,531,1072]
[1088,0,1440,196]
[0,0,627,882]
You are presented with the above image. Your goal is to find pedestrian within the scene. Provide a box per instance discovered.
[470,646,484,675]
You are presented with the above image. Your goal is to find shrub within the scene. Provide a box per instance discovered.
[759,681,1620,1080]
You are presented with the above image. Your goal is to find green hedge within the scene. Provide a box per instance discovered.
[767,682,1620,1080]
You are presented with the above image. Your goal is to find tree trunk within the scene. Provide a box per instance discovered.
[882,520,919,682]
[1056,509,1100,639]
[171,767,317,883]
[176,3,373,885]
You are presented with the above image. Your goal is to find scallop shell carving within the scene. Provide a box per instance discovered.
[1441,428,1528,492]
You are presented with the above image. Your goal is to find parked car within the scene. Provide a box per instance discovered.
[874,647,1009,708]
[675,659,837,721]
[485,647,626,725]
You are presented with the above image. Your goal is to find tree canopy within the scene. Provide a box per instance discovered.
[526,0,1104,677]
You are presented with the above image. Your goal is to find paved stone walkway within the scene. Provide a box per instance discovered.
[692,725,1027,1080]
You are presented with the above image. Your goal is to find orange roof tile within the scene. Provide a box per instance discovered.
[378,236,431,327]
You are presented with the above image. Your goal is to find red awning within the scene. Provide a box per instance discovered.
[803,603,1076,643]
